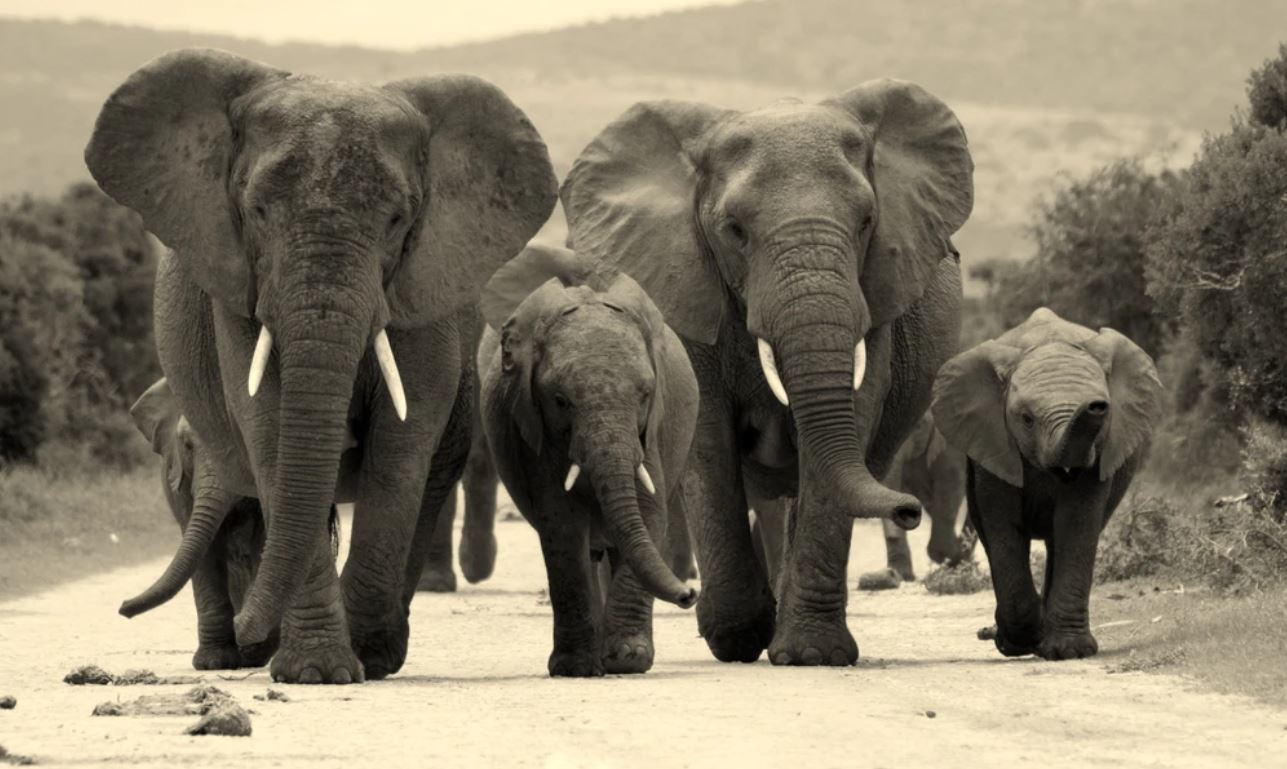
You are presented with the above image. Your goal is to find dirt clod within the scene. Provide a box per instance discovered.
[857,568,902,591]
[63,665,113,685]
[0,696,15,710]
[976,624,998,641]
[925,710,937,718]
[185,702,252,737]
[252,689,289,703]
[0,745,36,765]
[92,686,237,718]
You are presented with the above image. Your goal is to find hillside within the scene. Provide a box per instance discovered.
[1,0,1277,268]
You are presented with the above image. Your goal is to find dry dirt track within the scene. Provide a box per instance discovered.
[1,505,1284,769]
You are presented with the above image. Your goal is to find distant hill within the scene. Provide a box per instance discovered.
[1,2,1279,277]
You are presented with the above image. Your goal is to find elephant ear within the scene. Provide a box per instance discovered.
[1083,328,1164,481]
[481,243,595,331]
[129,378,185,493]
[601,272,674,444]
[932,341,1023,487]
[387,76,558,327]
[561,100,733,345]
[499,279,568,454]
[84,49,286,316]
[829,80,974,328]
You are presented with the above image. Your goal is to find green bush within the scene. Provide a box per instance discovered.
[1248,43,1287,130]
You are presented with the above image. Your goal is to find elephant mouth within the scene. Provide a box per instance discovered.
[1052,466,1085,483]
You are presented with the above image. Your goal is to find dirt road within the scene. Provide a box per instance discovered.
[1,507,1283,768]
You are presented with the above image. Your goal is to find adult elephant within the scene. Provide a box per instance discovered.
[85,48,556,683]
[562,80,973,665]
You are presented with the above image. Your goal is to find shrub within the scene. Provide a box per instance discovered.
[1097,496,1176,583]
[1247,44,1287,130]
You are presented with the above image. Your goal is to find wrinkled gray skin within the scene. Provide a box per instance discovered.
[932,308,1163,660]
[418,323,500,592]
[85,49,556,683]
[481,245,699,676]
[562,80,973,665]
[856,412,975,588]
[128,378,278,670]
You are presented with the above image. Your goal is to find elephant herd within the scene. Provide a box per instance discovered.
[86,48,1163,683]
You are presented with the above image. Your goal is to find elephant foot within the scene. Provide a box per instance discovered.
[548,648,605,678]
[192,643,243,671]
[1036,631,1098,661]
[459,531,497,584]
[697,595,776,663]
[349,615,410,680]
[417,565,458,593]
[768,616,858,666]
[994,619,1042,657]
[856,567,905,591]
[270,640,364,684]
[237,632,280,668]
[601,633,654,674]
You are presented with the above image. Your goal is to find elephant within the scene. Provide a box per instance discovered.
[560,79,973,665]
[85,48,557,683]
[931,308,1163,660]
[128,377,278,670]
[856,412,976,590]
[479,243,699,676]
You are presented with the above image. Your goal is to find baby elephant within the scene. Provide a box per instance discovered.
[129,378,276,670]
[931,308,1163,660]
[481,243,699,677]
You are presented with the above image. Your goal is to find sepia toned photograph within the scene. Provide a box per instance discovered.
[1,0,1285,766]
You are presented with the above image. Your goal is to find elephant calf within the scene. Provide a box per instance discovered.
[931,308,1163,660]
[128,378,277,670]
[480,244,698,676]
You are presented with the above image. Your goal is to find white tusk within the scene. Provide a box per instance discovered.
[564,464,581,492]
[374,329,408,421]
[757,338,789,406]
[636,464,656,495]
[248,326,273,396]
[853,339,867,391]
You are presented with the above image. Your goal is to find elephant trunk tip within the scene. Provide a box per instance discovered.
[118,597,148,619]
[233,607,274,647]
[839,468,923,530]
[669,585,699,610]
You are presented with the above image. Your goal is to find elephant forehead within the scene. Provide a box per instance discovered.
[1011,344,1107,395]
[544,310,650,379]
[707,104,867,164]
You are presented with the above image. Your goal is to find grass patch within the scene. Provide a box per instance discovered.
[0,460,173,600]
[923,561,991,595]
[1092,581,1287,707]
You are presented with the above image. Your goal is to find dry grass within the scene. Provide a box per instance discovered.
[0,459,173,599]
[1093,582,1287,708]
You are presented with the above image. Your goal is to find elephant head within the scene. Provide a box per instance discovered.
[931,308,1164,487]
[86,49,557,642]
[561,80,972,524]
[485,244,696,607]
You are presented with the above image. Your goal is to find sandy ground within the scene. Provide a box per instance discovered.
[1,503,1284,769]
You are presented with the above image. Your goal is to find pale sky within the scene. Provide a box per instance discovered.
[0,0,743,50]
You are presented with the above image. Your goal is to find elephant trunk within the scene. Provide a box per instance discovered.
[1050,399,1110,470]
[754,237,921,529]
[119,463,234,618]
[580,423,696,608]
[234,244,379,645]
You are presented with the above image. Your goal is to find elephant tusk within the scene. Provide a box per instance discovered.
[637,464,656,495]
[853,339,867,391]
[374,329,408,422]
[757,338,790,407]
[564,463,581,492]
[247,326,273,396]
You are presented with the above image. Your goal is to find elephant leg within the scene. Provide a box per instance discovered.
[970,466,1041,657]
[1036,483,1111,661]
[747,495,788,597]
[270,527,364,684]
[687,411,775,663]
[418,489,459,593]
[539,514,602,678]
[190,534,242,671]
[768,460,859,666]
[459,399,498,584]
[600,554,656,674]
[223,499,279,668]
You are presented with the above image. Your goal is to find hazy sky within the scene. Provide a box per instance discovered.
[0,0,742,49]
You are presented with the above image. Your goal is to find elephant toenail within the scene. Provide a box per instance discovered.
[830,649,851,665]
[299,667,323,684]
[772,652,793,665]
[800,647,823,665]
[332,668,352,685]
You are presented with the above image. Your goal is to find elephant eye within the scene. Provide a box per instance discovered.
[1021,412,1035,428]
[553,393,572,410]
[724,219,748,247]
